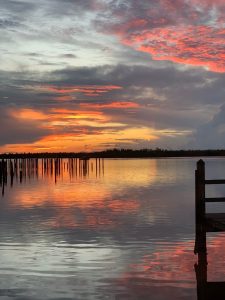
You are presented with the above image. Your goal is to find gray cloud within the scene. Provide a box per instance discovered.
[0,0,35,15]
[0,0,100,16]
[60,53,77,59]
[0,108,50,146]
[95,0,222,32]
[190,104,225,149]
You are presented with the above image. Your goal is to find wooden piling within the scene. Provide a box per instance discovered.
[195,159,206,254]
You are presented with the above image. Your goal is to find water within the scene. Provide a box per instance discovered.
[0,157,225,299]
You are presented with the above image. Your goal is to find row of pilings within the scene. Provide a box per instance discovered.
[0,157,104,195]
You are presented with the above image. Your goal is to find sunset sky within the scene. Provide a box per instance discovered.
[0,0,225,152]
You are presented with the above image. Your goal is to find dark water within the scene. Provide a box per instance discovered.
[0,157,225,300]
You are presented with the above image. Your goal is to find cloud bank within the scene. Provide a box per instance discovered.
[0,0,225,151]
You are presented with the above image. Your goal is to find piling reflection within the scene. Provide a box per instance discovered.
[0,158,105,195]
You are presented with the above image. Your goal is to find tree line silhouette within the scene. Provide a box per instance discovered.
[1,148,225,159]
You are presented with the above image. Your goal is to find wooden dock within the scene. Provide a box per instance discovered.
[194,159,225,300]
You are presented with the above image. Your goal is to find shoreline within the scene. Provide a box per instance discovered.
[1,149,225,159]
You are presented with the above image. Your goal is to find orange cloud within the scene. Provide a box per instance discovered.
[10,108,47,120]
[0,125,160,153]
[3,106,187,153]
[51,108,105,117]
[41,84,122,96]
[80,101,140,109]
[55,95,75,101]
[10,107,112,127]
[50,108,110,124]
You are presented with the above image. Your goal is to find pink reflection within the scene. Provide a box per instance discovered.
[123,240,196,288]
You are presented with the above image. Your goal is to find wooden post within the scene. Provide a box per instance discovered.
[195,159,206,254]
[196,160,206,221]
[195,251,207,300]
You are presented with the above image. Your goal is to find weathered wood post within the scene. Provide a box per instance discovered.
[195,159,206,254]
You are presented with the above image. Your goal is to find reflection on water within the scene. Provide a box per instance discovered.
[0,157,225,299]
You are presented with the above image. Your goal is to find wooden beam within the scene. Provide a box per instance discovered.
[205,213,225,232]
[205,197,225,202]
[205,179,225,184]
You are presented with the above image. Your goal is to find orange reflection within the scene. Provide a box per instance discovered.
[11,181,109,209]
[6,159,160,229]
[107,199,139,212]
[10,184,141,229]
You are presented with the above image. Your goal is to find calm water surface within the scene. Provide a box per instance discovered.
[1,157,225,300]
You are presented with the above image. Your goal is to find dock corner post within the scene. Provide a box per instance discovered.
[195,159,206,254]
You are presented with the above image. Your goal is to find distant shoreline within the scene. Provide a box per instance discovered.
[1,149,225,159]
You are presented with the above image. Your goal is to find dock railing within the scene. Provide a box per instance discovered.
[195,159,225,253]
[194,159,225,300]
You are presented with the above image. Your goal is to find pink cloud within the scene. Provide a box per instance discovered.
[105,0,225,72]
[124,25,225,72]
